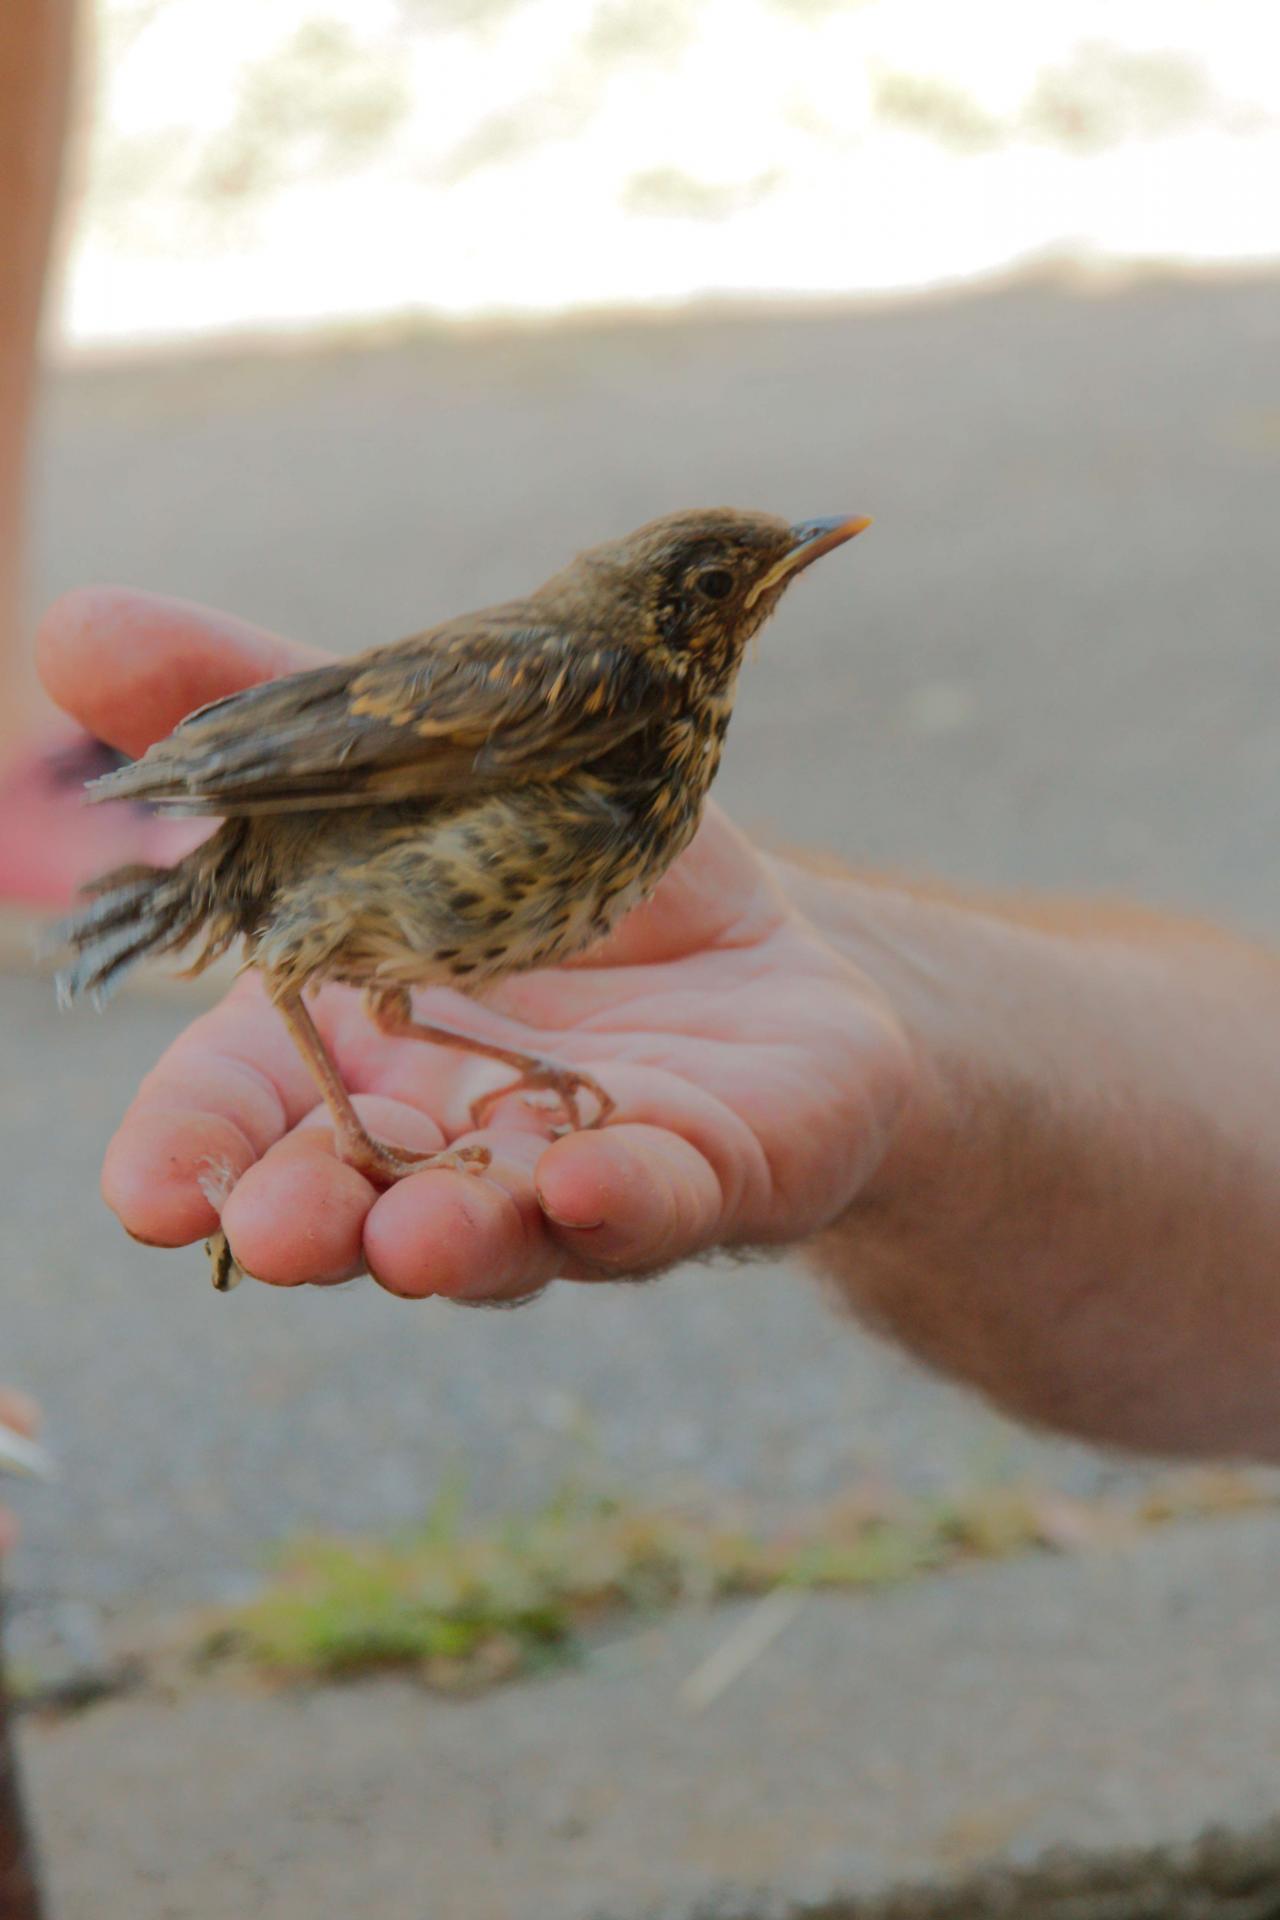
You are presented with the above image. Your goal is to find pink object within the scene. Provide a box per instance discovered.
[0,731,197,912]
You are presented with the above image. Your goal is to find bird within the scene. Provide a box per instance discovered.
[52,507,868,1281]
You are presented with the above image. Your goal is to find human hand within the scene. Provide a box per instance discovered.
[39,589,914,1301]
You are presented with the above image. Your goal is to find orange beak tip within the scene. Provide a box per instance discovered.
[785,514,874,569]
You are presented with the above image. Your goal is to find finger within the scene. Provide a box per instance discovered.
[37,587,326,757]
[103,1109,259,1247]
[363,1131,561,1302]
[101,985,329,1246]
[96,976,539,1257]
[217,1099,444,1287]
[358,1061,759,1289]
[535,1123,726,1275]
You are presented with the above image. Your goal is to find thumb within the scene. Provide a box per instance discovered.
[37,587,327,758]
[570,806,785,968]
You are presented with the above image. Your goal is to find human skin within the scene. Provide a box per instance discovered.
[38,587,1280,1464]
[0,0,75,754]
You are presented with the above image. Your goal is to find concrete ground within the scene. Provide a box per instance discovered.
[6,270,1280,1914]
[22,1515,1280,1920]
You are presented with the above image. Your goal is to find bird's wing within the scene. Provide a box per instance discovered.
[87,617,657,816]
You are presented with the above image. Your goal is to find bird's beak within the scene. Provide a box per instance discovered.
[745,515,872,607]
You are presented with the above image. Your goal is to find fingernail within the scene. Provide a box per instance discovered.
[123,1225,171,1247]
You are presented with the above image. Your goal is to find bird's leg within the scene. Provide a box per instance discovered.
[276,989,492,1185]
[366,986,615,1135]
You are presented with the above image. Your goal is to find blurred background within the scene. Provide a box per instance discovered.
[6,3,1280,1916]
[68,0,1280,346]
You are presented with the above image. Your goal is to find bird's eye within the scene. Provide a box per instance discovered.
[694,567,735,602]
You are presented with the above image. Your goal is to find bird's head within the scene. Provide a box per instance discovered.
[555,507,870,689]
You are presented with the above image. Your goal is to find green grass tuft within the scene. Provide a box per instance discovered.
[214,1468,1272,1692]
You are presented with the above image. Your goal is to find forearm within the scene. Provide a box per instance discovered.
[781,859,1280,1459]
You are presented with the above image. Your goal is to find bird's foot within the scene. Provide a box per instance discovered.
[471,1059,615,1135]
[205,1140,491,1295]
[273,992,492,1190]
[342,1133,492,1188]
[362,989,613,1139]
[207,1229,242,1292]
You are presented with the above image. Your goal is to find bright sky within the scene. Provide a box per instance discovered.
[63,0,1280,349]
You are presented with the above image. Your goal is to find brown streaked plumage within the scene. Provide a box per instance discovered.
[53,507,868,1283]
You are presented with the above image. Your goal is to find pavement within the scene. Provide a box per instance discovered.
[6,269,1280,1914]
[23,1516,1280,1919]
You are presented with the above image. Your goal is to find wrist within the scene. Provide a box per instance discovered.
[767,852,974,1219]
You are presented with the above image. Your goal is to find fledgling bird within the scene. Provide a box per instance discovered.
[53,508,868,1266]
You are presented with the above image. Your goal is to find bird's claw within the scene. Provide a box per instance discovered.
[470,1061,614,1135]
[207,1229,243,1292]
[207,1142,492,1295]
[348,1139,493,1187]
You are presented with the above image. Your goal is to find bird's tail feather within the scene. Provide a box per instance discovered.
[49,839,244,1007]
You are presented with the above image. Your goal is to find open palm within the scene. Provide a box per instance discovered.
[40,590,912,1300]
